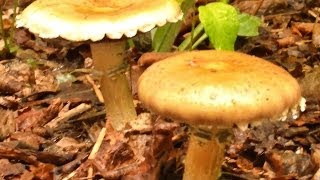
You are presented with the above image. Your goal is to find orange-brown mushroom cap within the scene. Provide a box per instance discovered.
[138,50,302,126]
[16,0,182,41]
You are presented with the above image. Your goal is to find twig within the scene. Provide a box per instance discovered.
[88,127,106,159]
[85,75,104,103]
[87,127,106,179]
[45,103,92,129]
[87,167,93,180]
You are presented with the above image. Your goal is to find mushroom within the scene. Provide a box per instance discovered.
[137,50,306,179]
[16,0,183,130]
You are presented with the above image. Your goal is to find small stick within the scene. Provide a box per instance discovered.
[85,75,104,103]
[87,167,94,180]
[45,103,91,129]
[61,128,106,180]
[87,127,106,179]
[88,127,106,159]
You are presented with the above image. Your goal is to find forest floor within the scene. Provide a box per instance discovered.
[1,0,320,179]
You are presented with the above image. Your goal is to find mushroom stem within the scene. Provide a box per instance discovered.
[90,40,137,131]
[183,127,227,180]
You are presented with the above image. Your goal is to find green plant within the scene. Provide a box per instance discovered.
[152,0,195,52]
[179,2,262,51]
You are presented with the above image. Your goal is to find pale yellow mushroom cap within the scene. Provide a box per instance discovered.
[138,50,302,126]
[16,0,183,41]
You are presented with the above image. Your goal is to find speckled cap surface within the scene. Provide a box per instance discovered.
[138,50,302,125]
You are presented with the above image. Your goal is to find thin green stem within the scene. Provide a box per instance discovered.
[178,23,204,51]
[191,33,208,50]
[188,3,196,51]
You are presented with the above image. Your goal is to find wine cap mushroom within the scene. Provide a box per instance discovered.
[16,0,183,41]
[138,50,304,126]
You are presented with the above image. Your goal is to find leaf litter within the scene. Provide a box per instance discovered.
[1,0,320,179]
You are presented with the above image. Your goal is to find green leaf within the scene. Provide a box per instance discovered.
[152,22,182,52]
[198,2,239,51]
[152,0,195,52]
[238,13,261,37]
